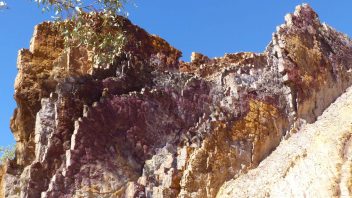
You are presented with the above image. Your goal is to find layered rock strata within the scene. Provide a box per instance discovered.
[1,3,352,198]
[217,85,352,198]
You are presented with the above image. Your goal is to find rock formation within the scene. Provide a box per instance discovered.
[217,85,352,197]
[1,3,352,198]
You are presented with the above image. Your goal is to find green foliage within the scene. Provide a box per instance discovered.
[0,145,15,165]
[35,0,128,18]
[35,0,129,67]
[58,11,127,67]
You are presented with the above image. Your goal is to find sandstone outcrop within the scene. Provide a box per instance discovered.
[1,3,352,198]
[217,85,352,198]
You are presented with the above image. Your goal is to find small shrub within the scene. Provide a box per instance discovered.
[0,145,15,165]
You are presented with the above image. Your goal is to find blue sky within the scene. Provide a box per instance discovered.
[1,0,352,147]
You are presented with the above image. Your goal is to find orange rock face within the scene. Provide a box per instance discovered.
[2,3,352,198]
[11,22,64,167]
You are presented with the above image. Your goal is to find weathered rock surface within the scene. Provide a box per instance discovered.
[217,85,352,198]
[1,3,352,198]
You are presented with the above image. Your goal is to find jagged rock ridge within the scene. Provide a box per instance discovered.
[1,3,352,198]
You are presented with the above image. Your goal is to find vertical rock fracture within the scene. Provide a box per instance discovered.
[1,4,352,198]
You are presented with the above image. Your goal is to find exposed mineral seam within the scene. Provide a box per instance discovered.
[2,3,352,198]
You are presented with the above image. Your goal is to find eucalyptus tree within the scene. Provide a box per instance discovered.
[0,1,128,66]
[37,0,129,67]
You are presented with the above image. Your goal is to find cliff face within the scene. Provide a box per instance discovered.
[217,85,352,198]
[1,4,352,198]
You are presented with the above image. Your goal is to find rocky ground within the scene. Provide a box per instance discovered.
[1,3,352,198]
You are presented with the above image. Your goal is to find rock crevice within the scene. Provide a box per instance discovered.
[2,4,352,198]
